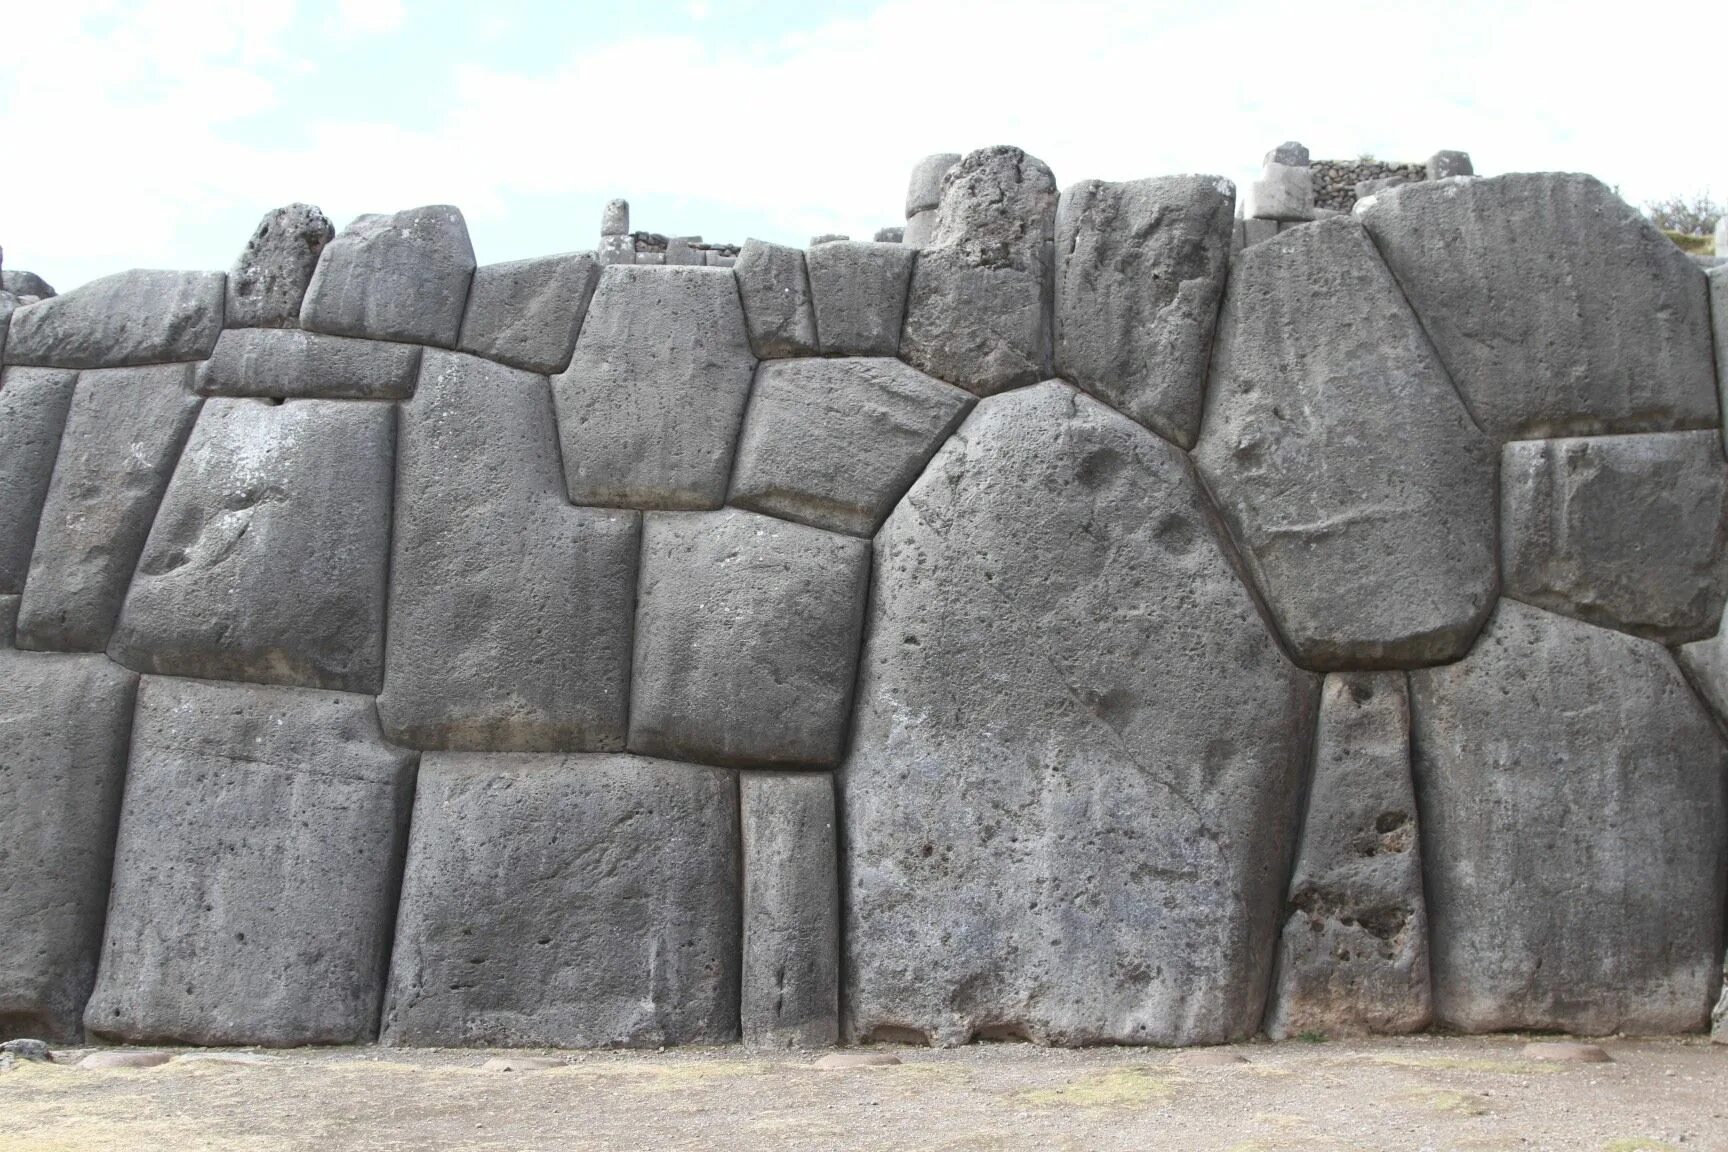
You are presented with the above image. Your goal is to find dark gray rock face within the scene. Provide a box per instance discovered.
[842,381,1319,1046]
[225,203,335,329]
[734,240,818,359]
[379,350,638,751]
[806,241,916,356]
[1,270,55,299]
[1426,150,1473,179]
[1501,431,1728,644]
[107,398,393,693]
[1054,175,1235,449]
[629,509,870,769]
[85,677,416,1047]
[742,771,839,1048]
[457,251,600,374]
[299,205,475,348]
[1357,174,1717,440]
[1409,599,1727,1035]
[0,642,137,1042]
[195,327,422,400]
[380,753,739,1048]
[0,367,77,592]
[727,357,973,537]
[1195,217,1497,670]
[14,365,202,652]
[3,270,224,369]
[1265,672,1431,1040]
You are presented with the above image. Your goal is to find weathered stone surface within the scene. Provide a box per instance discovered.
[1265,142,1311,168]
[900,146,1058,396]
[457,252,600,374]
[1,270,55,299]
[629,509,869,769]
[728,357,972,537]
[0,367,77,592]
[299,205,475,348]
[1265,673,1430,1040]
[1710,266,1728,456]
[1501,431,1728,644]
[742,772,839,1048]
[599,234,634,267]
[902,210,936,249]
[554,266,756,509]
[1358,174,1717,439]
[3,270,224,369]
[734,240,818,358]
[806,241,916,356]
[842,381,1319,1046]
[225,203,335,329]
[600,198,629,236]
[1408,600,1727,1034]
[1054,175,1235,449]
[1244,163,1314,221]
[666,237,704,266]
[15,365,202,653]
[379,350,638,751]
[108,398,393,693]
[0,642,137,1042]
[85,677,416,1047]
[195,327,421,400]
[380,753,739,1048]
[1243,217,1278,248]
[1426,150,1473,179]
[873,226,904,244]
[905,152,961,217]
[0,1037,53,1061]
[1195,217,1497,670]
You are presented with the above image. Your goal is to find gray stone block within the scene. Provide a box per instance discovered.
[0,367,77,592]
[108,398,393,693]
[299,205,475,348]
[1244,163,1314,221]
[1710,266,1728,456]
[629,509,870,769]
[1,270,55,299]
[554,265,756,509]
[666,237,704,266]
[457,252,600,374]
[873,226,904,244]
[905,152,961,217]
[902,210,936,249]
[842,381,1319,1046]
[734,239,819,358]
[195,326,422,400]
[3,270,224,369]
[85,677,416,1046]
[380,753,739,1048]
[1409,600,1727,1034]
[1355,176,1408,199]
[806,241,915,356]
[809,234,849,246]
[601,198,629,236]
[1501,431,1728,644]
[1243,217,1278,247]
[598,234,634,267]
[727,357,972,537]
[1195,217,1498,670]
[742,771,839,1048]
[1264,141,1311,167]
[225,203,335,329]
[14,365,202,653]
[1054,175,1235,449]
[379,350,638,752]
[635,251,666,266]
[1426,150,1473,179]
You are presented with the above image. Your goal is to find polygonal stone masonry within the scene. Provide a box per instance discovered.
[226,203,335,329]
[806,241,915,357]
[196,327,422,400]
[741,771,839,1049]
[0,367,77,593]
[2,270,225,369]
[299,205,476,348]
[734,239,819,359]
[457,251,600,375]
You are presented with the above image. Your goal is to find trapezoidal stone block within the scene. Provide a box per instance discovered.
[741,771,840,1048]
[299,205,476,348]
[195,327,422,400]
[842,381,1319,1047]
[2,270,225,369]
[380,752,739,1048]
[225,203,336,329]
[732,239,818,359]
[457,251,601,375]
[84,676,416,1046]
[0,367,77,592]
[806,240,916,357]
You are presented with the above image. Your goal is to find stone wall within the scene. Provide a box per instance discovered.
[3,147,1728,1051]
[1311,158,1429,211]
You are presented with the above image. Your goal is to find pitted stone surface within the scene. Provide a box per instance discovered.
[1,270,55,299]
[226,203,335,329]
[1409,600,1727,1035]
[1500,431,1728,644]
[735,240,819,359]
[3,270,224,369]
[299,205,475,348]
[195,327,422,400]
[906,153,962,217]
[457,251,600,374]
[742,771,840,1048]
[1357,174,1717,440]
[727,357,973,537]
[1265,672,1430,1040]
[1054,174,1235,449]
[1710,266,1728,457]
[554,265,756,509]
[807,241,915,356]
[108,398,393,693]
[380,753,739,1048]
[15,365,202,653]
[1195,217,1497,670]
[842,381,1319,1047]
[379,350,638,752]
[0,367,77,592]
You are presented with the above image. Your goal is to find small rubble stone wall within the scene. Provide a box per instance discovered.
[3,149,1728,1052]
[1311,159,1429,211]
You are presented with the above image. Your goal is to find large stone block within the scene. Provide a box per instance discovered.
[734,239,818,359]
[1195,217,1497,670]
[3,270,224,369]
[15,365,202,652]
[1054,175,1235,448]
[1,270,55,299]
[1243,162,1314,221]
[380,753,739,1048]
[807,241,915,356]
[195,327,422,400]
[457,251,600,374]
[742,771,839,1048]
[1409,600,1727,1034]
[1501,431,1728,644]
[84,677,417,1046]
[299,205,476,348]
[0,367,76,592]
[107,398,393,693]
[1357,174,1717,440]
[727,357,972,537]
[842,381,1319,1046]
[905,152,961,218]
[629,509,870,769]
[379,350,638,751]
[225,203,336,329]
[553,265,756,509]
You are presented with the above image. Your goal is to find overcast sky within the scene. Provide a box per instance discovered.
[1,0,1719,292]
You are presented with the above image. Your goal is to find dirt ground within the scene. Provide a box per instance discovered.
[2,1034,1724,1152]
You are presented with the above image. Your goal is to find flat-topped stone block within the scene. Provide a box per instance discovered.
[0,367,77,593]
[806,241,915,357]
[225,203,335,329]
[457,252,600,374]
[196,327,421,400]
[735,239,819,358]
[3,270,224,369]
[1243,162,1314,221]
[299,205,476,348]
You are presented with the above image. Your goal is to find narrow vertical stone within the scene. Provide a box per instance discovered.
[741,772,839,1048]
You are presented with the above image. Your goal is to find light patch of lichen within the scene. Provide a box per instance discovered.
[1406,1087,1494,1115]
